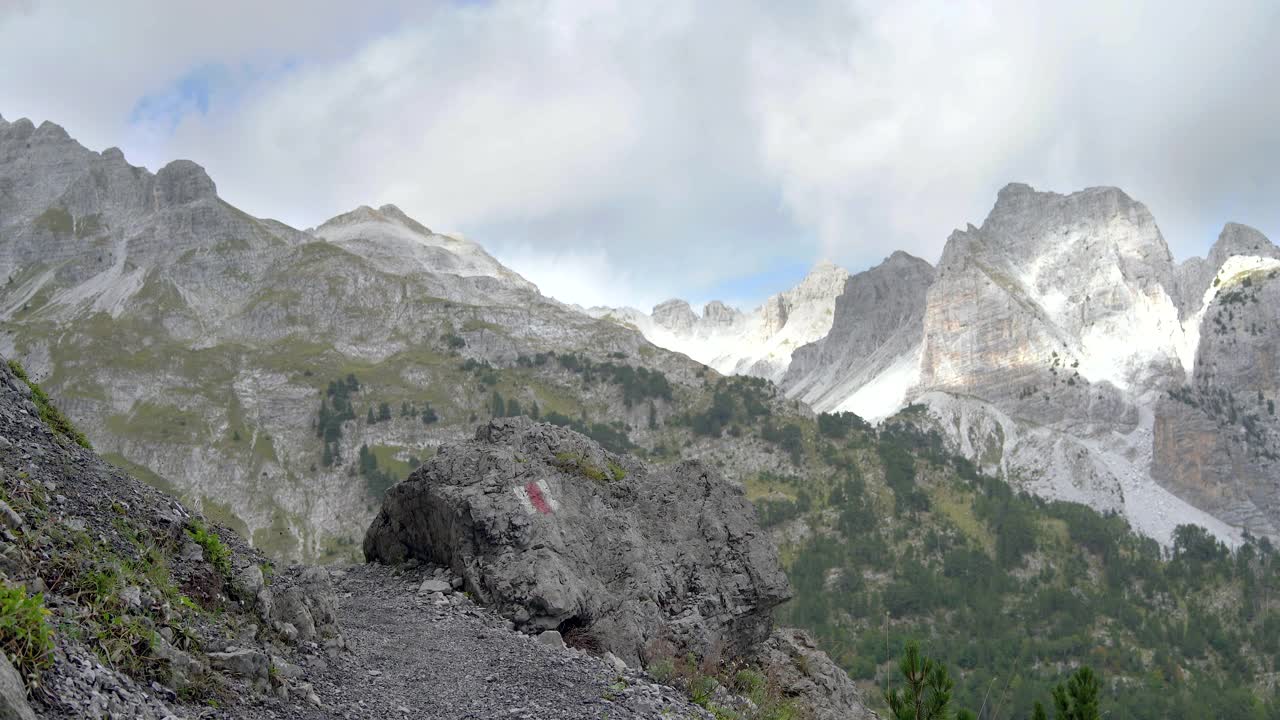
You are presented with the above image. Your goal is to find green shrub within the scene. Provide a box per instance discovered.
[0,584,55,680]
[187,522,232,578]
[7,359,92,448]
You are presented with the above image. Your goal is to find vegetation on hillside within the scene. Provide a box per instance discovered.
[765,413,1280,720]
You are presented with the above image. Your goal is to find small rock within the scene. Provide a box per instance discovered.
[208,649,269,682]
[603,652,628,673]
[417,578,451,594]
[537,630,566,650]
[0,500,23,530]
[120,585,142,610]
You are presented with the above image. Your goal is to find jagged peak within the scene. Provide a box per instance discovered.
[653,298,694,314]
[318,203,436,237]
[34,119,70,141]
[884,249,933,269]
[1208,222,1277,267]
[155,159,216,205]
[8,116,35,135]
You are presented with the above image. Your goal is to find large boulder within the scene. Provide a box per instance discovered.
[363,417,792,665]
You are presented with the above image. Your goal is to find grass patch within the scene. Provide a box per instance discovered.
[34,206,73,235]
[7,359,92,448]
[0,584,55,681]
[553,452,609,482]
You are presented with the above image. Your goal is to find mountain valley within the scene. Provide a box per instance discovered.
[3,113,1280,718]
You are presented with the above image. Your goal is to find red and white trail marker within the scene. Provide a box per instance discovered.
[513,479,558,515]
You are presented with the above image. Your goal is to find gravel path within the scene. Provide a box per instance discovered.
[241,564,712,720]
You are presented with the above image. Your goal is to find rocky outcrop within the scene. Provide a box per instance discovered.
[783,251,934,419]
[364,417,876,716]
[364,417,791,664]
[752,628,877,720]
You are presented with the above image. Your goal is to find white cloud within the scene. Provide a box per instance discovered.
[3,0,1280,307]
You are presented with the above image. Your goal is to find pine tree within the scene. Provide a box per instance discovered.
[367,407,376,424]
[648,401,658,430]
[884,642,969,720]
[378,402,392,422]
[530,401,540,420]
[490,391,506,418]
[507,398,522,417]
[1051,667,1100,720]
[322,442,334,468]
[421,404,439,425]
[1031,702,1048,720]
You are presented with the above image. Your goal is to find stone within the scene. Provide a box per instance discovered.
[0,501,22,531]
[603,652,628,674]
[417,579,452,594]
[208,649,269,682]
[365,417,791,667]
[537,631,566,650]
[0,652,36,720]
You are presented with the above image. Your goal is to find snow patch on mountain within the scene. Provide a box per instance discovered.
[832,345,922,422]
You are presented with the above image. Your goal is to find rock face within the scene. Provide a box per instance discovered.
[1153,254,1280,536]
[364,417,791,664]
[595,261,850,382]
[783,251,935,419]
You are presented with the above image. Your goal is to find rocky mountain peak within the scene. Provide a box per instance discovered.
[33,119,71,142]
[782,251,935,418]
[651,298,698,332]
[312,203,536,293]
[1209,222,1277,267]
[702,299,741,326]
[154,158,217,206]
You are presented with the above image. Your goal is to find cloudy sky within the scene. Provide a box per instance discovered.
[3,1,1279,309]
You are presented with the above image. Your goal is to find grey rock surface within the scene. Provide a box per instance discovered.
[783,250,935,415]
[0,653,36,720]
[1154,260,1280,536]
[364,417,792,666]
[752,628,878,720]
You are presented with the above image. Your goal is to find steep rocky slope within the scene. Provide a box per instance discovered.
[592,261,849,382]
[0,353,345,719]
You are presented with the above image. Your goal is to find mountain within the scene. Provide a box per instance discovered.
[0,115,714,563]
[606,182,1280,547]
[781,250,935,420]
[591,260,849,382]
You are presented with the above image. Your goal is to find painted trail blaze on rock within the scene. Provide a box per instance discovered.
[514,479,557,515]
